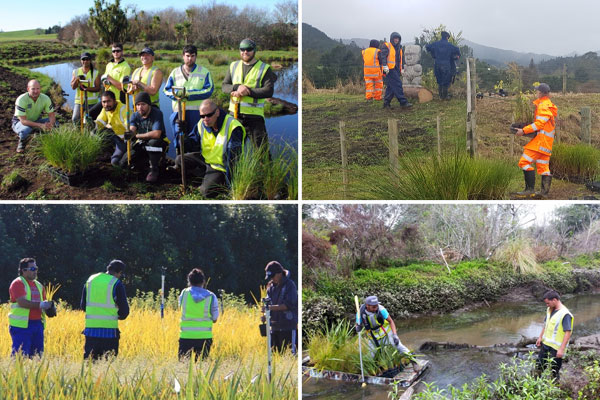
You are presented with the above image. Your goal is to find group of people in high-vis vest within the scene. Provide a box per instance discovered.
[8,258,297,359]
[361,32,412,108]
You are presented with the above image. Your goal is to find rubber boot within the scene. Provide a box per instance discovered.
[538,175,552,197]
[513,170,536,198]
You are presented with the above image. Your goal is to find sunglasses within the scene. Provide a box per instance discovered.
[112,49,122,53]
[239,48,255,52]
[81,58,90,61]
[22,266,38,272]
[200,109,217,119]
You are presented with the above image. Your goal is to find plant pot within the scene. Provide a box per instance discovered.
[46,166,87,186]
[45,301,57,318]
[259,323,267,337]
[510,122,536,138]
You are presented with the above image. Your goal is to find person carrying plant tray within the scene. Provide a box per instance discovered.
[124,92,169,183]
[513,83,558,198]
[356,295,420,372]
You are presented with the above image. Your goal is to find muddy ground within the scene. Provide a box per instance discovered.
[0,65,205,200]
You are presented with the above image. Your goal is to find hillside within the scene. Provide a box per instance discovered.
[302,23,343,54]
[462,39,555,66]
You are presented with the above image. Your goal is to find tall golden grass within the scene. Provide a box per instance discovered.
[0,293,297,399]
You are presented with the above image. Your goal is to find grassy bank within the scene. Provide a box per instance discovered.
[302,90,600,199]
[0,293,296,399]
[303,256,600,336]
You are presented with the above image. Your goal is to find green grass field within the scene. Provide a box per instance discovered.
[0,29,57,42]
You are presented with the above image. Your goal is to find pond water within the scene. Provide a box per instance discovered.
[31,61,298,158]
[303,293,600,399]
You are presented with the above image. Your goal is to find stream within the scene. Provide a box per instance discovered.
[303,293,600,399]
[31,61,298,158]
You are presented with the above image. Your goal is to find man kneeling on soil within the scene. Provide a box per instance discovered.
[172,99,245,198]
[357,295,420,372]
[125,92,169,182]
[536,290,573,380]
[95,91,128,167]
[12,79,57,153]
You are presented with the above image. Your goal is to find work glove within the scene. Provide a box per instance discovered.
[176,119,186,133]
[392,334,400,346]
[40,301,52,310]
[383,66,389,74]
[355,324,363,333]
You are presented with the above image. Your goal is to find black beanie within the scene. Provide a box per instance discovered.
[135,91,151,105]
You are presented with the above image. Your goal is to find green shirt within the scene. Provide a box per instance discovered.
[14,93,54,121]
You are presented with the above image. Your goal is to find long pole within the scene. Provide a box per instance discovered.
[160,267,165,319]
[80,88,84,133]
[354,295,365,384]
[265,301,272,383]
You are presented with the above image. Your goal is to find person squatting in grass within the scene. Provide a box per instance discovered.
[95,90,130,167]
[125,91,170,183]
[12,79,57,153]
[263,261,298,354]
[380,32,412,109]
[178,268,219,361]
[536,290,573,381]
[222,38,277,149]
[163,44,214,157]
[80,260,130,360]
[8,258,52,357]
[362,39,384,101]
[173,99,245,198]
[425,31,461,100]
[89,43,131,117]
[514,83,557,198]
[357,295,421,372]
[70,52,101,126]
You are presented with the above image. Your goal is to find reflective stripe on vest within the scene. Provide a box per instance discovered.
[8,277,45,329]
[228,60,269,117]
[383,42,402,70]
[74,67,99,105]
[362,308,389,341]
[542,306,573,351]
[85,273,119,329]
[171,66,210,111]
[180,288,213,339]
[199,114,244,172]
[132,66,159,105]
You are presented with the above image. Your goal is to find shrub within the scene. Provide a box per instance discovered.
[363,151,518,200]
[512,92,534,123]
[205,53,230,66]
[37,126,107,174]
[302,295,345,338]
[493,239,541,274]
[551,143,600,182]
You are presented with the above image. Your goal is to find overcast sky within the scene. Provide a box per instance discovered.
[302,0,600,56]
[1,0,279,32]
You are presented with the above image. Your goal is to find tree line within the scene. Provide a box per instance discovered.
[0,204,297,306]
[57,0,297,50]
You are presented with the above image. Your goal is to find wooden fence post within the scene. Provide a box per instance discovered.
[388,118,399,173]
[562,64,567,94]
[466,58,477,158]
[437,115,441,160]
[339,120,348,198]
[581,107,591,144]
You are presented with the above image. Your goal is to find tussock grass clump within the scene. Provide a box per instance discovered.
[264,145,297,200]
[307,320,358,373]
[37,126,106,174]
[230,145,263,200]
[362,151,518,200]
[205,53,230,66]
[551,142,600,182]
[494,240,541,274]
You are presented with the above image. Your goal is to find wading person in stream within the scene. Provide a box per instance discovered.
[8,258,51,357]
[222,38,277,150]
[178,268,219,360]
[425,31,461,100]
[513,83,557,198]
[357,295,420,372]
[80,260,129,360]
[70,52,101,125]
[263,261,298,354]
[536,290,573,380]
[12,79,57,153]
